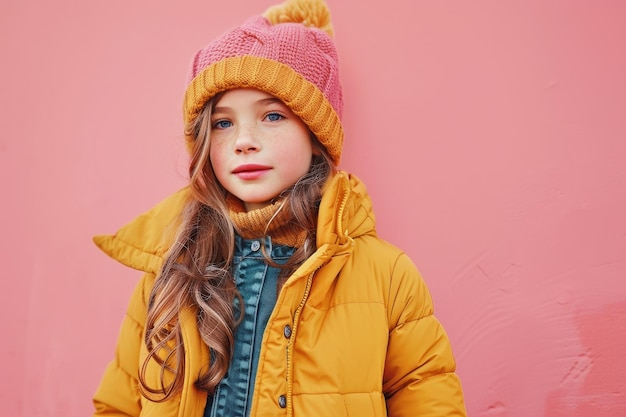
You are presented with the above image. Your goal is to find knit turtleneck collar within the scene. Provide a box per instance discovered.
[226,194,307,248]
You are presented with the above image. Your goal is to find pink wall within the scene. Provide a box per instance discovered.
[2,0,625,415]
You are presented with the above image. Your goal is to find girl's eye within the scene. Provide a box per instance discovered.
[266,112,284,122]
[213,120,232,129]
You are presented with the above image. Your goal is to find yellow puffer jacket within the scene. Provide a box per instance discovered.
[93,171,466,417]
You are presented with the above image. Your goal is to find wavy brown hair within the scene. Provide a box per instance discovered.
[138,92,336,401]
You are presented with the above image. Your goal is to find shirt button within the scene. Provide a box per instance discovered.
[251,240,261,251]
[278,395,287,408]
[283,324,292,339]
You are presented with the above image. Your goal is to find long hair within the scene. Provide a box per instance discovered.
[138,92,336,400]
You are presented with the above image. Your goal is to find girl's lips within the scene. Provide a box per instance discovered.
[233,164,271,180]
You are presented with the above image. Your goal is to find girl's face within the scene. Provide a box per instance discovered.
[209,88,316,211]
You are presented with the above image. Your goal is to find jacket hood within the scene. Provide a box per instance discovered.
[93,171,377,274]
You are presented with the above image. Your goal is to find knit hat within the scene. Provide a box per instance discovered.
[183,0,344,165]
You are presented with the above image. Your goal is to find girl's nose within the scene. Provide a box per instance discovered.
[234,125,260,154]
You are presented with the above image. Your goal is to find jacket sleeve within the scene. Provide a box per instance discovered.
[382,253,467,417]
[93,272,155,416]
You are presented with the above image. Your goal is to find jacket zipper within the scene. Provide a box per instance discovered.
[284,268,315,417]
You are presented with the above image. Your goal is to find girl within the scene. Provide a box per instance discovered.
[92,0,467,416]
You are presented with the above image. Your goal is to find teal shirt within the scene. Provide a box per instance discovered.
[205,236,295,417]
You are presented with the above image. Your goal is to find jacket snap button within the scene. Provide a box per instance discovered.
[278,395,287,408]
[283,324,292,338]
[251,240,261,251]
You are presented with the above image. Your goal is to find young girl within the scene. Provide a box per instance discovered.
[92,0,467,416]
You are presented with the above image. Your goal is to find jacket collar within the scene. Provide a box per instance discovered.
[93,171,376,274]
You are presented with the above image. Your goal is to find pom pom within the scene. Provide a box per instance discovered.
[263,0,334,37]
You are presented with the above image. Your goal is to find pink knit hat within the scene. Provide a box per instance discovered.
[183,0,344,165]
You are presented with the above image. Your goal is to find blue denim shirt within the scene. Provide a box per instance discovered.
[205,236,295,417]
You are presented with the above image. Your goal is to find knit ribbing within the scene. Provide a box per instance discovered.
[226,195,307,248]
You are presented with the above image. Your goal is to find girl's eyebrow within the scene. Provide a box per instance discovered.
[258,97,283,106]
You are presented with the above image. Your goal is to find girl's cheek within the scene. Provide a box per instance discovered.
[209,139,224,156]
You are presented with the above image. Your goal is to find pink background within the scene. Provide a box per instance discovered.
[2,0,625,415]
